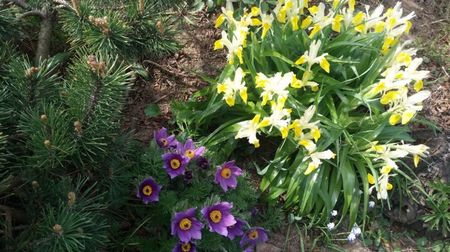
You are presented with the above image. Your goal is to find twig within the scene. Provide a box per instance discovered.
[4,0,29,9]
[143,60,192,79]
[18,10,45,19]
[442,66,450,78]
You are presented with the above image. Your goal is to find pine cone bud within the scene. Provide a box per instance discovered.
[138,0,144,14]
[87,55,106,77]
[156,20,164,33]
[53,224,63,235]
[44,140,51,148]
[40,114,48,122]
[25,67,39,77]
[74,120,82,134]
[67,191,76,207]
[32,181,39,189]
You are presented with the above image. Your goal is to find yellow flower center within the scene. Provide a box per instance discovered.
[160,138,168,146]
[142,185,152,196]
[181,243,191,252]
[209,210,222,223]
[185,150,195,159]
[220,168,232,179]
[179,218,192,231]
[170,159,181,169]
[248,230,259,240]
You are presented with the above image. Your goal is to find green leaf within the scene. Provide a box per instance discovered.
[144,104,161,118]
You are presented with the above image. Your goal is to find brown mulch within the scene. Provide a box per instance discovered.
[122,10,226,143]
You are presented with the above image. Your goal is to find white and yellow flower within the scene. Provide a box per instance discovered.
[303,149,336,175]
[217,67,247,106]
[295,40,330,73]
[265,97,292,139]
[235,114,270,148]
[255,72,294,106]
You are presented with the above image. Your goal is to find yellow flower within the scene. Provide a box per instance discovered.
[389,113,401,125]
[301,16,312,29]
[367,174,375,185]
[332,14,344,33]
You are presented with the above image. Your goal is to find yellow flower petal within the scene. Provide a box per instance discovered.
[225,96,235,106]
[251,7,260,17]
[389,113,401,125]
[413,154,420,168]
[380,165,392,175]
[367,173,375,185]
[332,14,343,33]
[217,83,227,93]
[304,163,317,175]
[251,18,262,26]
[414,80,423,92]
[301,16,312,29]
[386,183,393,191]
[295,55,308,65]
[239,87,248,103]
[291,15,300,31]
[320,58,330,73]
[352,12,365,26]
[311,128,321,142]
[354,24,365,33]
[280,127,289,139]
[308,24,321,38]
[380,90,399,105]
[213,39,223,50]
[401,110,415,125]
[374,21,385,33]
[215,14,226,28]
[308,5,319,15]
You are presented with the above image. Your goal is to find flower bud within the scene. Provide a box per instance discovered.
[74,120,82,134]
[32,180,39,189]
[156,20,164,33]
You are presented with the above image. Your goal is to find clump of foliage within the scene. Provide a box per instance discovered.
[173,0,431,229]
[422,181,450,237]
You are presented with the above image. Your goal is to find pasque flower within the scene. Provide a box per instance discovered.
[154,128,177,148]
[214,160,243,192]
[171,208,203,242]
[227,218,245,240]
[172,241,196,252]
[177,139,205,161]
[136,177,162,204]
[201,202,237,236]
[163,153,189,179]
[240,227,268,250]
[196,156,209,169]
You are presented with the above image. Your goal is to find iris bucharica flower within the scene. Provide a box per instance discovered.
[172,241,196,252]
[227,218,245,240]
[163,153,189,179]
[171,208,203,242]
[154,127,177,148]
[214,161,243,192]
[240,227,268,250]
[136,177,161,204]
[201,202,236,237]
[176,139,205,161]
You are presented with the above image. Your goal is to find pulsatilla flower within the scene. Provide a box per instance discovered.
[240,227,268,250]
[136,177,162,204]
[171,208,203,242]
[214,160,243,192]
[235,114,270,148]
[154,128,177,148]
[201,202,237,236]
[177,139,205,161]
[163,153,189,179]
[196,156,209,170]
[172,241,196,252]
[227,218,245,240]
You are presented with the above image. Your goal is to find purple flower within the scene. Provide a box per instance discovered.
[196,156,209,170]
[214,161,243,192]
[177,139,205,160]
[240,227,268,250]
[163,153,189,179]
[227,218,245,240]
[171,208,203,242]
[201,202,236,237]
[172,241,196,252]
[154,128,177,148]
[136,177,162,204]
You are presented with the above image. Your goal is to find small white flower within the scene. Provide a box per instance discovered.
[331,210,338,217]
[351,225,361,236]
[369,201,375,208]
[327,222,335,230]
[347,232,356,243]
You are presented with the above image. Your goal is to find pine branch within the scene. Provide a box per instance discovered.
[18,10,45,19]
[84,76,102,125]
[35,11,55,64]
[3,0,29,10]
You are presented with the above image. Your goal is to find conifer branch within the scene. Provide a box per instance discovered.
[84,77,103,125]
[3,0,29,10]
[18,10,45,19]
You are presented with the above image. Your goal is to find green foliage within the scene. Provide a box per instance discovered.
[422,181,450,237]
[173,0,431,230]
